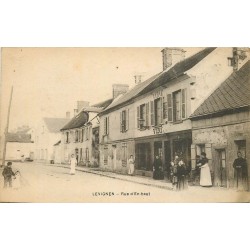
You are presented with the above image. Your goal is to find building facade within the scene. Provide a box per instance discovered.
[190,59,250,188]
[60,97,123,166]
[5,132,35,161]
[99,47,248,178]
[34,117,70,163]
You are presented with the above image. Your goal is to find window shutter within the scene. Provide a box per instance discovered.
[150,101,155,126]
[181,88,187,119]
[120,112,123,132]
[126,109,129,131]
[167,94,173,122]
[104,118,107,135]
[163,96,168,120]
[145,102,149,126]
[191,144,196,170]
[107,117,109,135]
[137,106,140,129]
[160,97,163,124]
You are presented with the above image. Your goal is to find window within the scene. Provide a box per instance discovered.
[79,130,82,142]
[81,128,84,142]
[66,132,69,143]
[122,143,127,167]
[104,117,109,135]
[86,148,89,162]
[173,90,181,122]
[163,97,168,120]
[82,128,85,141]
[196,144,205,155]
[79,148,83,162]
[104,145,108,165]
[167,94,173,121]
[75,130,78,142]
[154,98,163,126]
[86,127,89,140]
[181,89,186,119]
[173,89,187,122]
[120,109,129,133]
[221,150,226,169]
[137,103,149,129]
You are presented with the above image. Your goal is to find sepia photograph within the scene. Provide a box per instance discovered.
[1,47,250,203]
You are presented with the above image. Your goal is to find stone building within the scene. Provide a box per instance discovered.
[98,47,249,177]
[190,59,250,188]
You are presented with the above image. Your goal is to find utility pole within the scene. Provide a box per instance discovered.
[1,86,14,167]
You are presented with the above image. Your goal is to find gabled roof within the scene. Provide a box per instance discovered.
[190,60,250,119]
[44,117,70,133]
[6,133,33,143]
[60,111,89,131]
[102,47,216,113]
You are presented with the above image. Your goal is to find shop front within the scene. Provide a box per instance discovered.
[135,130,192,179]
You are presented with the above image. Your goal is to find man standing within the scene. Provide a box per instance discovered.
[233,151,249,191]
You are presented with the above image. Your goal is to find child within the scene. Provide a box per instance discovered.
[12,170,21,189]
[2,162,16,188]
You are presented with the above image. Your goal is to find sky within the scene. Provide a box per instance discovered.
[0,47,202,134]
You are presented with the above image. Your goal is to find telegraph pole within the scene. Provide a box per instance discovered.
[1,86,14,167]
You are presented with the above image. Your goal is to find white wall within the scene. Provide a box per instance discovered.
[6,142,34,160]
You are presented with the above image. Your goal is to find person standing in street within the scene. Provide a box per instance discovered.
[128,155,135,176]
[233,151,249,191]
[199,152,212,187]
[153,155,164,180]
[2,162,16,188]
[176,157,188,191]
[69,154,77,175]
[170,153,179,190]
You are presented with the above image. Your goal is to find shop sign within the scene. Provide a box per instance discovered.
[153,126,163,134]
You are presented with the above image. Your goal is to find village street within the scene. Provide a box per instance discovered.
[0,162,249,203]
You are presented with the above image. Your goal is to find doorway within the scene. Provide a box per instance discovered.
[136,143,151,171]
[164,141,171,179]
[214,149,227,187]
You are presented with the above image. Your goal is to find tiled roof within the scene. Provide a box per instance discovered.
[102,47,216,113]
[6,133,33,143]
[190,60,250,118]
[44,117,70,133]
[60,111,89,131]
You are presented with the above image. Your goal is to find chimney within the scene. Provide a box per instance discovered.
[74,109,78,116]
[161,47,186,71]
[77,101,89,112]
[134,75,143,85]
[231,47,249,71]
[66,111,71,119]
[112,84,129,99]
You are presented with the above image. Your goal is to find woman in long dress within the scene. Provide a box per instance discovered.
[128,155,135,176]
[69,154,77,175]
[199,152,212,187]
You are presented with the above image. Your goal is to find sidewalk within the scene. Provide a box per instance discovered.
[45,162,222,192]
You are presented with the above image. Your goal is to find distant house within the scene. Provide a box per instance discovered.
[5,132,34,161]
[190,59,250,188]
[34,117,70,163]
[60,98,115,166]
